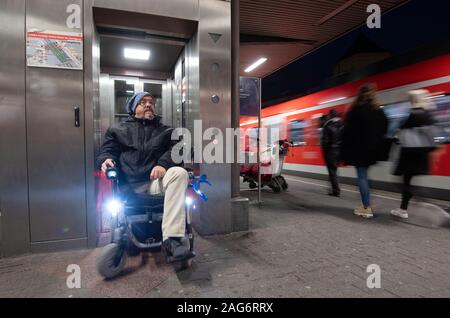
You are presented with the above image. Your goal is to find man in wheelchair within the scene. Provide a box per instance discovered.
[97,92,191,262]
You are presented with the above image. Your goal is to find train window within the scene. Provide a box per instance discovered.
[431,94,450,144]
[289,119,306,146]
[382,96,450,143]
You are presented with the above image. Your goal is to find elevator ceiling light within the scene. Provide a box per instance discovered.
[244,58,267,73]
[124,48,150,60]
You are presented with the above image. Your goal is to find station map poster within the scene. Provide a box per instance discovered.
[26,29,83,70]
[240,77,260,116]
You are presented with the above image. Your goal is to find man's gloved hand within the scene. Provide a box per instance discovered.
[101,159,115,173]
[150,165,167,180]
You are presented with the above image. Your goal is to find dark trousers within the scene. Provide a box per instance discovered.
[324,148,340,194]
[401,174,414,210]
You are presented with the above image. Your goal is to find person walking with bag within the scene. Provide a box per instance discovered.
[390,89,437,219]
[341,83,388,218]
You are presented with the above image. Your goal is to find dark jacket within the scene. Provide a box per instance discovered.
[393,107,434,176]
[341,103,388,167]
[97,115,177,185]
[321,117,343,151]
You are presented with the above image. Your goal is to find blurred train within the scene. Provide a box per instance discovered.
[240,53,450,200]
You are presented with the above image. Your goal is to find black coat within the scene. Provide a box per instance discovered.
[97,116,178,185]
[321,117,343,151]
[341,103,388,167]
[393,107,434,176]
[321,117,342,165]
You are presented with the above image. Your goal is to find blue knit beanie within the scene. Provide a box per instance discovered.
[126,92,152,115]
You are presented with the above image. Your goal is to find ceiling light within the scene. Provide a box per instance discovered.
[244,58,267,73]
[319,97,347,105]
[426,94,445,99]
[240,119,259,126]
[124,48,150,60]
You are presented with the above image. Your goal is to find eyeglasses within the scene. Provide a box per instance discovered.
[139,100,155,106]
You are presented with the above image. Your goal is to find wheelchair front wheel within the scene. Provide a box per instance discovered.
[97,243,127,279]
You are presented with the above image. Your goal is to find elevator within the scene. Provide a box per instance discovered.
[0,0,247,257]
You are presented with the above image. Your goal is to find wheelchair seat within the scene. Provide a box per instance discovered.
[125,192,165,207]
[123,192,164,218]
[122,193,164,241]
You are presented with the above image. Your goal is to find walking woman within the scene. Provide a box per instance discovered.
[390,89,436,219]
[341,83,388,218]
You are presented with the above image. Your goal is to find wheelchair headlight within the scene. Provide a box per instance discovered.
[106,199,122,217]
[105,168,118,180]
[185,196,193,207]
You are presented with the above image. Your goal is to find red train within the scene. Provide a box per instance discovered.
[241,53,450,197]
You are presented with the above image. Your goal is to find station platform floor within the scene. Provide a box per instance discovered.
[1,175,449,298]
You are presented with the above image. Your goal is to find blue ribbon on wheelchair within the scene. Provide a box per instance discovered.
[189,174,212,202]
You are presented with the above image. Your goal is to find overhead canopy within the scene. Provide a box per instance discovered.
[239,0,408,78]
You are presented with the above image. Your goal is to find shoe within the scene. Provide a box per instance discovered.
[328,191,340,197]
[162,237,190,262]
[353,206,373,218]
[390,208,408,219]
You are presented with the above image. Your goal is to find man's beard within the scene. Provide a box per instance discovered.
[144,111,155,119]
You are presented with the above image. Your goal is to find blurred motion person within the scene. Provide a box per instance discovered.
[341,83,388,218]
[321,109,343,196]
[391,89,437,219]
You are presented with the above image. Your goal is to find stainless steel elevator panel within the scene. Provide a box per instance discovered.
[85,0,101,247]
[92,0,199,22]
[161,81,173,127]
[186,31,199,135]
[26,0,86,242]
[173,54,184,128]
[0,0,30,256]
[195,0,233,235]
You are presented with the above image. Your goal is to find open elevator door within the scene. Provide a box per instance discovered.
[94,7,198,237]
[93,5,198,131]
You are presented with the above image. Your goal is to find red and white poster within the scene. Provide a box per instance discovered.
[26,29,83,70]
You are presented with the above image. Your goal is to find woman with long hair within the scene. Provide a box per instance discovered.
[341,83,388,218]
[390,89,436,219]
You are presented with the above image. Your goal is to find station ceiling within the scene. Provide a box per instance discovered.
[96,1,409,80]
[239,0,409,78]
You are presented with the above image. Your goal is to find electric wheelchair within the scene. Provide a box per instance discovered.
[96,167,211,279]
